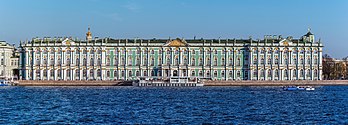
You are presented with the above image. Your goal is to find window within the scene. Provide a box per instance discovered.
[214,71,217,77]
[207,58,211,66]
[107,70,110,77]
[151,58,155,66]
[293,70,297,77]
[191,58,195,66]
[90,70,94,78]
[97,69,101,78]
[221,58,225,66]
[191,71,195,76]
[128,57,132,66]
[275,70,279,78]
[261,58,265,65]
[83,58,87,66]
[300,69,304,77]
[300,58,304,65]
[307,69,311,77]
[260,69,264,77]
[230,58,233,66]
[128,71,132,78]
[221,71,225,77]
[267,58,271,65]
[90,58,94,66]
[76,70,80,78]
[199,58,203,66]
[199,71,203,77]
[275,58,279,65]
[229,71,233,78]
[136,71,140,76]
[114,71,118,78]
[214,58,218,66]
[136,57,140,66]
[106,57,110,66]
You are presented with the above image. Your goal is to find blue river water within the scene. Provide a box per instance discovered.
[0,86,347,124]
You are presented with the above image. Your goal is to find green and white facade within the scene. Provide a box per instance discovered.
[19,29,323,81]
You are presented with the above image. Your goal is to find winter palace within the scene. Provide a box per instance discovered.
[19,28,323,81]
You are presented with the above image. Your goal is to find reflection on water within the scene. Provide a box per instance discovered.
[0,86,347,124]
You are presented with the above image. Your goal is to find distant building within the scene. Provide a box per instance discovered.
[0,41,19,80]
[19,28,323,81]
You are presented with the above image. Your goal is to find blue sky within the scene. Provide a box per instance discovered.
[0,0,347,58]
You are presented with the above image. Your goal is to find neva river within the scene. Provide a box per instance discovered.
[0,86,347,124]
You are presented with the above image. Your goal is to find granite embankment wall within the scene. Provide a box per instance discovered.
[204,80,348,86]
[16,80,132,86]
[15,80,348,86]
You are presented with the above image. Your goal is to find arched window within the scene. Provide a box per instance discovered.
[114,70,118,78]
[237,71,241,78]
[83,69,87,78]
[191,58,195,66]
[83,58,87,66]
[128,71,132,78]
[284,69,289,79]
[275,69,279,78]
[143,71,147,76]
[151,57,155,66]
[106,57,110,66]
[221,71,225,78]
[229,71,233,78]
[207,57,211,66]
[307,69,311,77]
[214,58,218,66]
[260,69,264,77]
[90,70,94,78]
[114,57,118,65]
[230,57,233,66]
[175,57,179,66]
[268,70,272,78]
[90,58,94,66]
[106,70,110,78]
[76,70,80,78]
[121,57,125,65]
[267,58,271,65]
[237,58,241,66]
[199,71,203,77]
[128,56,132,66]
[207,71,210,77]
[184,58,188,65]
[275,58,279,65]
[191,70,195,76]
[136,71,140,76]
[293,70,297,77]
[300,69,304,77]
[199,58,203,66]
[214,71,218,77]
[261,58,265,65]
[136,57,140,66]
[76,58,80,65]
[221,58,225,66]
[97,69,101,78]
[314,69,318,77]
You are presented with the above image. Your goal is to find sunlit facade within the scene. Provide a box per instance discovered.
[19,28,323,81]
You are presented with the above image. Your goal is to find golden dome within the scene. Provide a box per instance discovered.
[86,27,92,36]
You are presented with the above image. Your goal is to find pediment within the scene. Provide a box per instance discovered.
[164,38,188,47]
[279,39,292,46]
[62,38,75,46]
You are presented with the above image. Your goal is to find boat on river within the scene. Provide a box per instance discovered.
[0,79,9,86]
[283,86,315,91]
[132,77,204,87]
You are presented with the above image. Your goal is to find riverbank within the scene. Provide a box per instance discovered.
[13,80,348,86]
[15,80,132,86]
[204,80,348,86]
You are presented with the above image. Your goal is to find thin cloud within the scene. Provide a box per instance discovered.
[123,2,141,12]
